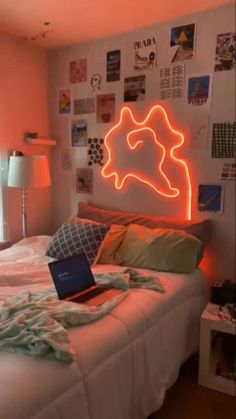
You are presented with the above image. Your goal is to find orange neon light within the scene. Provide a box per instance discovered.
[101,105,192,220]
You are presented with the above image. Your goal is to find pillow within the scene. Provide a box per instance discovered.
[46,217,110,265]
[115,224,203,273]
[97,224,127,264]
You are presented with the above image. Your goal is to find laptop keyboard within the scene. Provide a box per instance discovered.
[73,287,106,303]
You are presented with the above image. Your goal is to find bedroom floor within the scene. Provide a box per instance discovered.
[148,357,235,419]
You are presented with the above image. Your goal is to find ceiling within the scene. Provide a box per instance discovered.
[0,0,233,49]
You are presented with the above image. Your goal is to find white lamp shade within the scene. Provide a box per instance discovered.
[8,155,51,188]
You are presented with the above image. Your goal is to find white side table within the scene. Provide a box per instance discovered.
[199,303,236,396]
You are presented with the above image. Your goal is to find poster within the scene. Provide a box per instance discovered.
[58,88,71,114]
[124,75,146,102]
[107,50,121,81]
[76,168,93,194]
[61,149,72,171]
[133,36,156,70]
[189,113,209,149]
[74,98,95,114]
[220,163,236,181]
[90,73,102,92]
[96,94,115,123]
[88,138,104,166]
[212,122,236,158]
[170,23,195,63]
[160,64,184,100]
[198,184,223,213]
[187,75,212,110]
[214,32,236,72]
[70,59,87,83]
[71,120,87,146]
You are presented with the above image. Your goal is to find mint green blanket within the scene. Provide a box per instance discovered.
[0,269,164,362]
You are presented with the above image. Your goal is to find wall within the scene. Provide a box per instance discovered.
[48,3,235,282]
[0,32,53,242]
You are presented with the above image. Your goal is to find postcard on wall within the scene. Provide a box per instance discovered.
[90,73,102,92]
[212,122,236,158]
[97,94,115,123]
[170,23,196,63]
[133,36,157,70]
[76,168,93,194]
[160,64,185,100]
[61,149,72,171]
[107,50,121,82]
[214,32,236,72]
[189,113,209,149]
[198,184,224,213]
[58,88,71,115]
[187,74,212,110]
[220,162,236,181]
[70,59,87,83]
[88,138,104,166]
[74,98,95,115]
[124,75,146,102]
[71,120,87,147]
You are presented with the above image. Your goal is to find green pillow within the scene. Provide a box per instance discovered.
[115,224,203,273]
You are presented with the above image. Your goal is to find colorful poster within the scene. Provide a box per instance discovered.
[133,36,156,70]
[74,98,95,114]
[70,59,87,83]
[88,138,104,166]
[96,94,115,123]
[212,122,236,158]
[76,168,93,194]
[107,50,121,82]
[160,64,184,100]
[71,120,87,146]
[189,113,209,149]
[90,73,102,92]
[198,184,223,213]
[220,163,236,181]
[215,32,236,72]
[124,75,146,102]
[170,23,195,63]
[58,88,71,114]
[61,149,72,171]
[187,75,212,110]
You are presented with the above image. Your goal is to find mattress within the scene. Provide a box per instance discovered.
[0,236,208,419]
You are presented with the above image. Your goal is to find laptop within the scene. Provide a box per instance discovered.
[48,253,124,307]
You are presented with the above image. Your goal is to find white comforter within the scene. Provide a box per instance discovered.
[0,236,208,419]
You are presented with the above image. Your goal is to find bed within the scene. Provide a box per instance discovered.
[0,204,210,419]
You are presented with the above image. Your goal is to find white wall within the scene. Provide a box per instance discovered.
[48,3,235,282]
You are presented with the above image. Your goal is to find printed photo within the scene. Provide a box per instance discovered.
[70,59,87,83]
[71,120,87,146]
[124,75,146,102]
[160,64,185,100]
[170,23,195,63]
[61,149,72,171]
[74,98,95,115]
[198,184,223,213]
[97,94,115,123]
[214,32,236,72]
[133,37,156,70]
[107,50,121,82]
[189,113,209,149]
[76,168,93,194]
[187,75,211,109]
[90,73,102,92]
[58,88,71,114]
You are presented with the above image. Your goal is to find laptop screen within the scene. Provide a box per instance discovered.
[48,253,95,300]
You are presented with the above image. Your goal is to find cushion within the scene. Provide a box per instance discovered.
[78,202,211,244]
[97,224,127,264]
[46,217,110,265]
[115,224,203,273]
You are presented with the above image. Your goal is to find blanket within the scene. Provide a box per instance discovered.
[0,269,164,362]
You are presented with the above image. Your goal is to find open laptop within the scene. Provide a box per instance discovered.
[48,253,123,307]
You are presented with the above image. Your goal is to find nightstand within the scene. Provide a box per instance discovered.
[198,303,236,396]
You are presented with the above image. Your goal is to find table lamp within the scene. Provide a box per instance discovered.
[7,154,51,238]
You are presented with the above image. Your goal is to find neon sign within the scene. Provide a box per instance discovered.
[101,105,192,220]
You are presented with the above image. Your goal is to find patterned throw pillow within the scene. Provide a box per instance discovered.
[46,217,110,265]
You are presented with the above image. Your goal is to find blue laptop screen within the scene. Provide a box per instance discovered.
[49,253,95,300]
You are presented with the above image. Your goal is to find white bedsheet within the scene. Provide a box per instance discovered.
[0,236,209,419]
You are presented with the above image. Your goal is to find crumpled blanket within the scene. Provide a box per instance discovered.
[0,269,164,362]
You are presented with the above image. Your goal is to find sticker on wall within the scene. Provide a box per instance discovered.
[61,149,72,171]
[97,94,115,123]
[70,59,87,83]
[214,32,236,72]
[187,74,212,110]
[90,73,102,92]
[88,138,104,166]
[160,64,185,100]
[198,184,224,213]
[107,50,121,82]
[170,23,196,63]
[124,75,146,102]
[71,120,87,146]
[76,168,93,194]
[212,122,236,158]
[189,113,209,149]
[220,162,236,181]
[74,98,95,115]
[58,88,71,115]
[133,36,156,70]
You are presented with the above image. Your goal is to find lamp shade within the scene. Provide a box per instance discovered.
[8,155,51,188]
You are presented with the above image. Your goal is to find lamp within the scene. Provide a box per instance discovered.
[7,154,51,238]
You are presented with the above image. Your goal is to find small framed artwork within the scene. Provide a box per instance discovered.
[76,168,93,194]
[71,120,87,146]
[198,184,224,213]
[58,88,71,115]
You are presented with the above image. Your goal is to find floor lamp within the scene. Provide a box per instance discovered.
[7,155,51,238]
